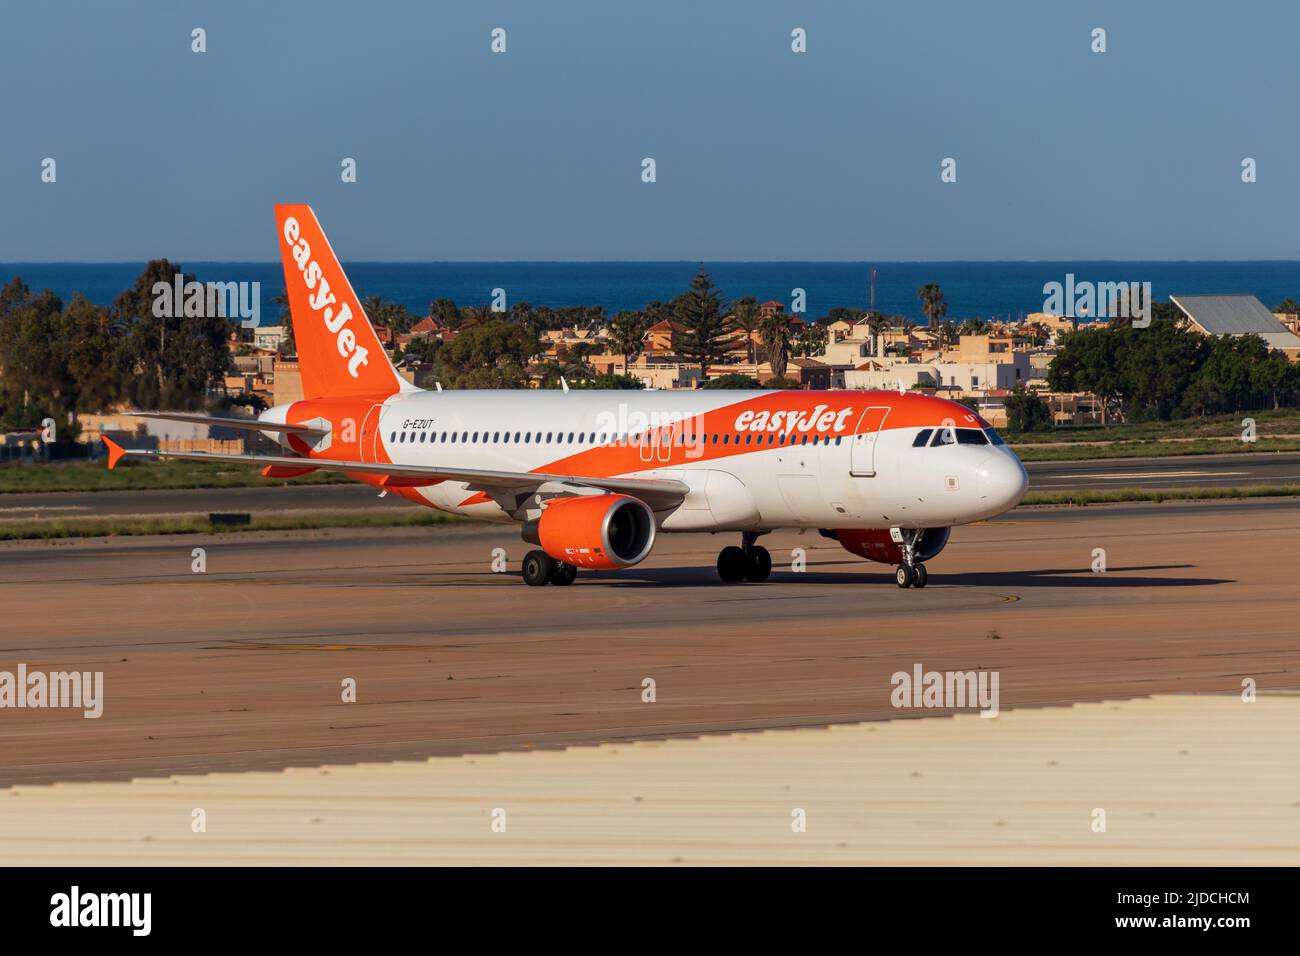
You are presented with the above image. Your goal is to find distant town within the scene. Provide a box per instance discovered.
[2,262,1300,458]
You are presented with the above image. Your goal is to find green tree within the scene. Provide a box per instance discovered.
[758,312,793,378]
[727,296,761,364]
[112,260,233,410]
[1004,384,1051,433]
[765,375,803,390]
[433,319,539,388]
[793,322,828,358]
[568,372,644,390]
[865,311,889,357]
[608,311,649,372]
[917,283,948,328]
[703,373,761,389]
[674,269,731,376]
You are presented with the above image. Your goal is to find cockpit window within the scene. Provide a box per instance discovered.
[984,428,1005,446]
[912,429,933,447]
[931,428,956,446]
[955,428,988,445]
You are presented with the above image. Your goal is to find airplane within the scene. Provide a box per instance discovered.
[102,204,1030,589]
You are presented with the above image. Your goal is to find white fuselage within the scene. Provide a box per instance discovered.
[266,389,1029,533]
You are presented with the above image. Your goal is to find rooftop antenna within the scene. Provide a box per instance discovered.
[869,267,877,312]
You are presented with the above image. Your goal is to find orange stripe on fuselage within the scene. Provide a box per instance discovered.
[532,391,985,479]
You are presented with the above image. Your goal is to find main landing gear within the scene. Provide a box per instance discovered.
[716,531,772,584]
[892,528,928,589]
[522,549,577,587]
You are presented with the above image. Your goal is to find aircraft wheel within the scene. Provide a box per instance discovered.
[744,546,772,583]
[895,565,913,589]
[717,546,748,583]
[550,561,578,586]
[912,563,928,588]
[522,549,555,587]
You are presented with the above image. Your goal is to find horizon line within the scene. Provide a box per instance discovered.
[5,258,1300,267]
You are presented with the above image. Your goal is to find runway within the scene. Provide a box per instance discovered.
[3,497,1299,789]
[1024,449,1300,491]
[4,450,1300,520]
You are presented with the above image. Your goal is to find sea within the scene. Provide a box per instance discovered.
[3,261,1299,324]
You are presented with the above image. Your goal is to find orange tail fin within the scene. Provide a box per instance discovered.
[273,204,409,400]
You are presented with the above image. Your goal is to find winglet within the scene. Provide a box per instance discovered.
[102,435,127,470]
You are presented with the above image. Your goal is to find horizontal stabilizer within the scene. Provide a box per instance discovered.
[128,411,327,435]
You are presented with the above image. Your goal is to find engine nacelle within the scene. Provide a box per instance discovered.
[822,527,950,566]
[534,494,656,569]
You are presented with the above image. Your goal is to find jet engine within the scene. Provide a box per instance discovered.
[530,494,656,569]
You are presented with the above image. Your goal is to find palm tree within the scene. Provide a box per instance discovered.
[727,296,761,364]
[758,313,793,379]
[865,311,889,357]
[271,289,292,323]
[608,311,649,373]
[917,283,947,328]
[361,294,387,325]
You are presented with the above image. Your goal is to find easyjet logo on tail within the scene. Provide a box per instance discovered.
[282,216,369,379]
[273,204,400,400]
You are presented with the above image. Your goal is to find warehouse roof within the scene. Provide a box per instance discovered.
[1170,294,1300,349]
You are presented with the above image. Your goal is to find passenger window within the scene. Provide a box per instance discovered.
[389,431,396,442]
[419,432,426,443]
[450,432,457,444]
[492,432,499,442]
[801,435,808,446]
[722,434,730,445]
[835,436,842,445]
[912,429,933,447]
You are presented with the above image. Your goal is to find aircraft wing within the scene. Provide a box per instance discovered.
[100,437,689,508]
[127,411,327,436]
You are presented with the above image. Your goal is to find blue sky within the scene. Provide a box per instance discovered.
[1,0,1297,261]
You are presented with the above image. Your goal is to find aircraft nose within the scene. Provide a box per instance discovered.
[976,450,1029,512]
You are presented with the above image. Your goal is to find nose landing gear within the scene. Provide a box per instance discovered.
[892,527,928,589]
[717,531,772,583]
